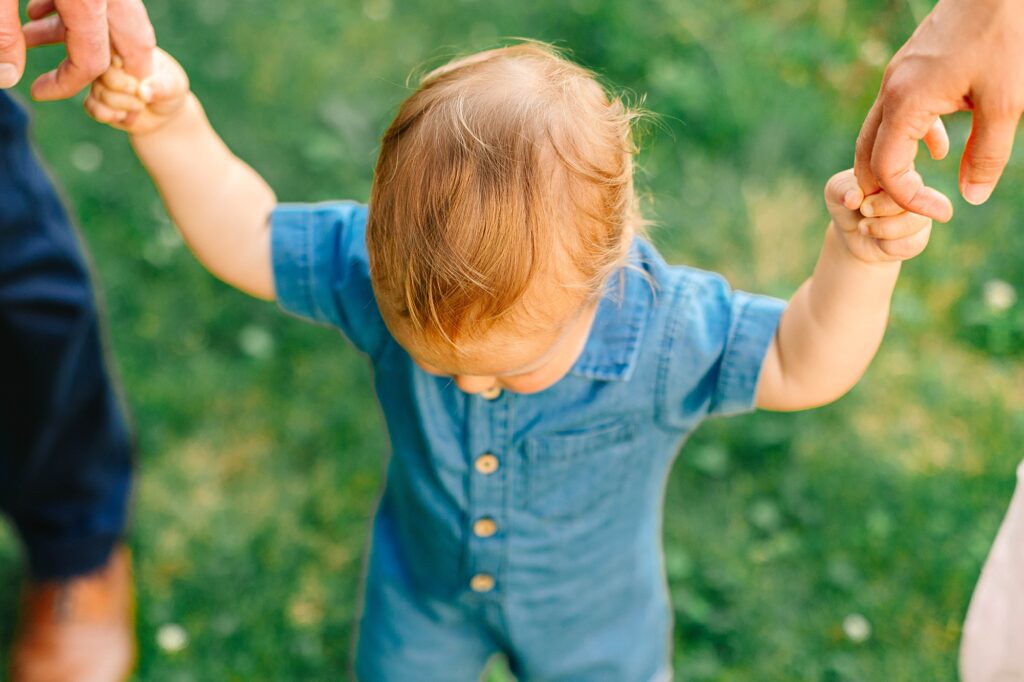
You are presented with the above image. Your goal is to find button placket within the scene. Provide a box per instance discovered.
[465,392,508,595]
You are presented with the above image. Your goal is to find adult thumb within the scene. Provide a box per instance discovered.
[960,108,1021,205]
[0,0,27,88]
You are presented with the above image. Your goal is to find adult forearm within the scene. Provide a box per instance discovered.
[766,227,900,410]
[131,94,277,299]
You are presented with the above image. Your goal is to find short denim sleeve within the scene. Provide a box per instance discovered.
[656,267,786,428]
[271,201,389,359]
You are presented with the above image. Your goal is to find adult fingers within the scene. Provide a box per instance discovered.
[960,107,1021,205]
[26,0,56,20]
[106,0,155,79]
[858,211,930,240]
[31,0,110,100]
[923,117,950,161]
[860,191,905,218]
[0,0,27,88]
[871,115,953,222]
[23,15,66,48]
[854,99,883,197]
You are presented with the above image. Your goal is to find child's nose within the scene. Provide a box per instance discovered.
[454,375,498,395]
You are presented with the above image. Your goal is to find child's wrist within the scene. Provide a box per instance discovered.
[826,221,901,273]
[827,220,902,271]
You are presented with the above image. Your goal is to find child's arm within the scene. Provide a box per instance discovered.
[87,51,276,300]
[754,171,931,411]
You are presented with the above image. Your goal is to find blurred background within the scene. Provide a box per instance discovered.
[2,0,1023,679]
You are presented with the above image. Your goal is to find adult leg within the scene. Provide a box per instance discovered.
[0,91,135,681]
[959,460,1024,682]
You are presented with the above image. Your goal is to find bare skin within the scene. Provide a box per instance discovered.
[85,49,933,410]
[856,0,1024,220]
[0,0,154,97]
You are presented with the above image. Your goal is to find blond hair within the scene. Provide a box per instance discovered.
[367,41,644,349]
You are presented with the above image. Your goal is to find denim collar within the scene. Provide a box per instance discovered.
[569,240,653,382]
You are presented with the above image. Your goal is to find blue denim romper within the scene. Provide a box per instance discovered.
[271,201,787,682]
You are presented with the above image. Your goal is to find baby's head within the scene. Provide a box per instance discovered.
[367,42,643,395]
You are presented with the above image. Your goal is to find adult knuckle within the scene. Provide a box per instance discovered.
[875,163,910,187]
[0,25,23,51]
[979,94,1021,120]
[967,152,1009,178]
[880,71,912,107]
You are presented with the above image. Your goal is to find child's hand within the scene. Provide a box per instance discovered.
[825,169,933,265]
[85,49,189,136]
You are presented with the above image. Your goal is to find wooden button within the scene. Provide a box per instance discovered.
[473,517,497,538]
[475,453,499,475]
[470,573,495,593]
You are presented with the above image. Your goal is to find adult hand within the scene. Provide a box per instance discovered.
[0,0,154,100]
[855,0,1024,223]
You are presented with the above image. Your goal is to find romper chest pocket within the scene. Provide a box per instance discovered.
[522,418,642,520]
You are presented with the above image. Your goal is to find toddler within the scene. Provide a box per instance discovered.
[86,43,933,681]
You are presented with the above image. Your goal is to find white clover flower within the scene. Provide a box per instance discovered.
[239,324,275,359]
[156,623,189,653]
[842,613,872,643]
[983,279,1017,314]
[70,143,103,173]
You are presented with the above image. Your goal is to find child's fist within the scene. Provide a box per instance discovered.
[85,48,189,135]
[825,169,933,264]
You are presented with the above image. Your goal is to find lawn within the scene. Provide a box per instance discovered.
[2,0,1023,679]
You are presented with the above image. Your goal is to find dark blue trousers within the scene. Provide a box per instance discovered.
[0,91,133,580]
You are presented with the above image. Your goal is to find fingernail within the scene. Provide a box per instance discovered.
[962,182,994,206]
[0,64,19,89]
[860,201,875,218]
[858,219,871,235]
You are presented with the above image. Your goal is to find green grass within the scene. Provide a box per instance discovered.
[2,0,1024,679]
